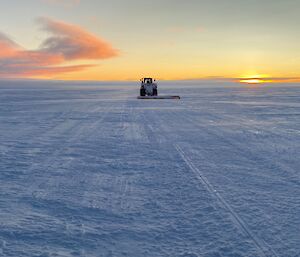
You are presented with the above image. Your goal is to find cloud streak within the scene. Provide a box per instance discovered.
[0,18,119,78]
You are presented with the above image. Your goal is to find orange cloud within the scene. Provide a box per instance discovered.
[0,18,119,78]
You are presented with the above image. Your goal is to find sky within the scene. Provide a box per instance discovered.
[0,0,300,82]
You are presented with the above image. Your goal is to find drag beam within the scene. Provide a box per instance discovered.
[137,95,181,100]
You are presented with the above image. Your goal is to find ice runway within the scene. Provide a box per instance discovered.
[0,81,299,257]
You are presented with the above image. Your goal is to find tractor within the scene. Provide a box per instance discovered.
[140,78,158,97]
[138,78,180,99]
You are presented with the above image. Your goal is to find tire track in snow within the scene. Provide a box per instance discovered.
[170,108,300,185]
[202,110,299,181]
[25,102,115,199]
[30,103,109,169]
[164,109,291,254]
[83,99,134,214]
[141,108,278,257]
[174,144,278,257]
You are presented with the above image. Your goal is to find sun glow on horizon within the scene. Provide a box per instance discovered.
[239,78,265,84]
[239,73,271,84]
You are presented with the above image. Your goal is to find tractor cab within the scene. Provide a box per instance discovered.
[142,78,155,84]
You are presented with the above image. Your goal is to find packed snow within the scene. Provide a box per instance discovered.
[0,80,299,257]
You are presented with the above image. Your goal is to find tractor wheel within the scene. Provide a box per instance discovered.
[140,88,146,96]
[153,89,158,96]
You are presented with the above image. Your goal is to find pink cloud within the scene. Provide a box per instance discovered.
[0,18,119,78]
[0,32,22,57]
[38,17,119,60]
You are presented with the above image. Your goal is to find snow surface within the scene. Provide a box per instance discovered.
[0,81,299,257]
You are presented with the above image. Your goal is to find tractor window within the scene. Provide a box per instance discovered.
[143,78,153,84]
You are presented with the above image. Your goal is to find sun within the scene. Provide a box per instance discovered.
[239,78,265,84]
[239,73,270,84]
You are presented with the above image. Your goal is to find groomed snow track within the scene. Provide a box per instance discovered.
[0,81,299,257]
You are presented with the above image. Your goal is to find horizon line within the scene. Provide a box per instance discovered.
[1,77,300,84]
